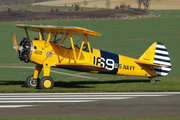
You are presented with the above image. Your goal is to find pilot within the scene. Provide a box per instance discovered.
[82,44,88,52]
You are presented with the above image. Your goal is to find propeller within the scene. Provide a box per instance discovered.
[11,31,19,52]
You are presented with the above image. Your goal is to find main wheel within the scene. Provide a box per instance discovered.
[39,76,54,89]
[25,75,39,88]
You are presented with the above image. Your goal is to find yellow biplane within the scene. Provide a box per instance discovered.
[12,24,171,89]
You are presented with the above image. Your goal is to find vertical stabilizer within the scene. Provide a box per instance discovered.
[139,42,171,76]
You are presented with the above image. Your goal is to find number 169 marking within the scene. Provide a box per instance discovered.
[93,57,118,71]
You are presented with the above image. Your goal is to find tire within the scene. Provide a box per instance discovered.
[25,75,39,88]
[39,76,54,89]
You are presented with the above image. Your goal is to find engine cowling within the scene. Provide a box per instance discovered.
[18,38,32,63]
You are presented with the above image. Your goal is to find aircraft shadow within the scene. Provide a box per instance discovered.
[54,79,161,88]
[0,81,24,86]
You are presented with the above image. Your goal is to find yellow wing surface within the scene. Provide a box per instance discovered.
[55,63,110,73]
[16,24,102,36]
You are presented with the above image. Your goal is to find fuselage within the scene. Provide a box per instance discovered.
[24,40,157,77]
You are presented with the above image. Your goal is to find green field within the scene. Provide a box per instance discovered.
[0,10,180,92]
[0,77,180,92]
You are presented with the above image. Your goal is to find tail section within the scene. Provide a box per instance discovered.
[138,42,171,76]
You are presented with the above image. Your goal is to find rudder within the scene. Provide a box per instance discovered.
[153,42,171,76]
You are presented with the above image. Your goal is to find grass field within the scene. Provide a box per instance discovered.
[0,10,180,92]
[0,77,180,93]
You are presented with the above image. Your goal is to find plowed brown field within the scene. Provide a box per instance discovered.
[0,10,151,22]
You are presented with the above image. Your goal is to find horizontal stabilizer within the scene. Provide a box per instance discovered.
[134,59,166,67]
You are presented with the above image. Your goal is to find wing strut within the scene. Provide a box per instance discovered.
[77,34,93,64]
[78,35,86,61]
[25,28,29,40]
[59,33,68,46]
[46,30,52,44]
[53,31,58,42]
[39,29,45,40]
[38,25,44,40]
[86,34,93,64]
[69,31,77,63]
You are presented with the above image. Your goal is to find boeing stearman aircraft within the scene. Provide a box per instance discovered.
[12,24,171,89]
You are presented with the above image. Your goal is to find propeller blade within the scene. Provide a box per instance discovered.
[11,31,19,52]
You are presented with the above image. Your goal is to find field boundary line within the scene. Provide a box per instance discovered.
[0,14,155,23]
[148,10,161,17]
[0,66,97,79]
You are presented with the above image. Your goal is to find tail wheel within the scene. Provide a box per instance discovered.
[149,77,156,83]
[25,75,39,88]
[150,79,156,83]
[39,76,54,89]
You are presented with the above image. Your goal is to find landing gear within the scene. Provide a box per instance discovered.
[25,75,54,89]
[25,75,39,88]
[26,64,54,89]
[149,77,156,83]
[39,76,54,89]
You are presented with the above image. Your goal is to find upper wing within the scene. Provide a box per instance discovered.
[16,24,102,36]
[55,63,110,73]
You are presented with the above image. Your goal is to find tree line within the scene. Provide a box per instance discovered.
[136,0,151,12]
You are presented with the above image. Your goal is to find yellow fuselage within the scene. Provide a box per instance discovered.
[30,40,157,77]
